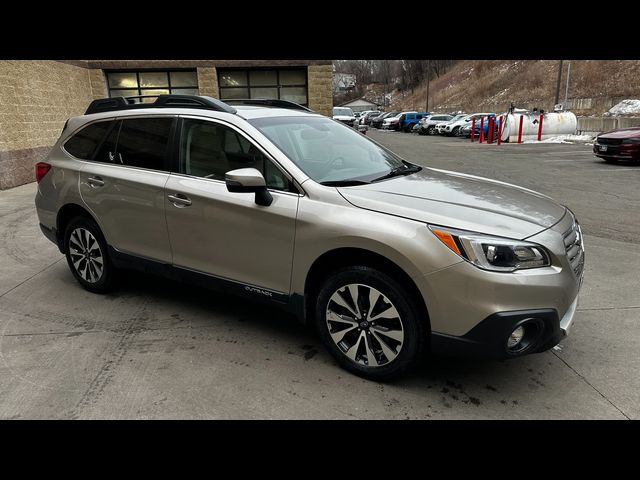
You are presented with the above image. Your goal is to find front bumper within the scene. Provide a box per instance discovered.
[593,143,640,161]
[415,212,584,359]
[431,294,579,359]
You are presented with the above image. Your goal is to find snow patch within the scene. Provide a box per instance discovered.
[523,134,595,144]
[607,99,640,116]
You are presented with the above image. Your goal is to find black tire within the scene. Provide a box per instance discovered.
[452,126,460,136]
[427,125,436,135]
[314,266,427,381]
[63,215,116,293]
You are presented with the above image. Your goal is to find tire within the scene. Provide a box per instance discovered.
[314,266,427,381]
[63,215,116,293]
[452,126,460,136]
[427,125,436,135]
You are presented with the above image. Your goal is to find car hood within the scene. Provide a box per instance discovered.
[599,127,640,139]
[337,167,567,239]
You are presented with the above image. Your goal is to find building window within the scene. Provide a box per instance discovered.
[106,70,199,102]
[218,68,308,106]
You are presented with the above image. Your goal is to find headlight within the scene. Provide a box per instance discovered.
[429,226,551,272]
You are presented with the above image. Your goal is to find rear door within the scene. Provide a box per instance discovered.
[77,116,175,262]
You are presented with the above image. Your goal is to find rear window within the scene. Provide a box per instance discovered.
[115,117,173,170]
[64,121,114,159]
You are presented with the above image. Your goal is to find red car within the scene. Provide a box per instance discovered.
[593,127,640,163]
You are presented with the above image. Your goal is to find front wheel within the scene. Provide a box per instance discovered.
[314,266,427,381]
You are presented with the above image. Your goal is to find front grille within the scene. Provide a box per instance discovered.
[563,217,585,278]
[596,137,623,145]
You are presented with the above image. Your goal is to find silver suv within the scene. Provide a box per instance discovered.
[35,95,584,381]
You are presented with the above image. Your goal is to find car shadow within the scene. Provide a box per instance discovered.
[113,270,529,386]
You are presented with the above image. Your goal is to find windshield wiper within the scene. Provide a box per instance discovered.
[371,163,422,182]
[320,179,371,186]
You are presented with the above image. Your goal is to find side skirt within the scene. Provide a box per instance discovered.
[108,247,305,321]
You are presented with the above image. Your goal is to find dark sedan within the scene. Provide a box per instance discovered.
[593,127,640,163]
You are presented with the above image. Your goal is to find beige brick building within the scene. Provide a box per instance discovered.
[0,60,333,190]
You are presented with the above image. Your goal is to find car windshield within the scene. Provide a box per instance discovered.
[250,116,408,184]
[333,108,353,116]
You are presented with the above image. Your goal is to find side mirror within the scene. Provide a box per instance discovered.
[225,168,273,207]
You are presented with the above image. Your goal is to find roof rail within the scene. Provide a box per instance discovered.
[84,94,237,115]
[223,99,313,112]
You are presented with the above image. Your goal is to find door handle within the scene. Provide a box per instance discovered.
[167,193,192,207]
[87,176,105,187]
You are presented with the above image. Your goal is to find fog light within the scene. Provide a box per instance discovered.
[507,326,525,349]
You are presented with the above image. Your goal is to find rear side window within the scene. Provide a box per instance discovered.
[64,121,114,159]
[115,117,173,170]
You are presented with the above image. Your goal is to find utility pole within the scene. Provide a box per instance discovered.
[564,62,571,106]
[425,59,431,112]
[554,59,564,106]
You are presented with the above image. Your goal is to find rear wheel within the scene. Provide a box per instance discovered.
[314,266,426,381]
[63,216,116,293]
[427,125,436,135]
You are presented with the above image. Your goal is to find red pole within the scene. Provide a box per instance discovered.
[487,117,496,143]
[537,113,544,141]
[518,115,524,144]
[471,116,476,142]
[497,115,503,145]
[479,116,484,143]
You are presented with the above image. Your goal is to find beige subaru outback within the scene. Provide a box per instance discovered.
[35,95,584,380]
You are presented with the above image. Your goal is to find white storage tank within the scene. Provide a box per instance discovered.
[500,111,577,142]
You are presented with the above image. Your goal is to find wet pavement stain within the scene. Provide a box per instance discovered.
[304,349,318,360]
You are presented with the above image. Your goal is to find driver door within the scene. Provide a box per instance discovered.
[164,117,300,295]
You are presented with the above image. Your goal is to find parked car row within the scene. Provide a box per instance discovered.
[333,107,505,142]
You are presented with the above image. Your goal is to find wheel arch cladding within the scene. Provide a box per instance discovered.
[303,247,430,332]
[56,203,101,251]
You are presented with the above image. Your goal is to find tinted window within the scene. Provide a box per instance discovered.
[93,121,121,163]
[115,118,173,170]
[64,121,114,159]
[180,119,292,191]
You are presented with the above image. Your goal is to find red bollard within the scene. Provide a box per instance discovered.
[497,115,503,145]
[537,113,544,141]
[487,117,496,143]
[479,116,485,143]
[471,116,476,142]
[518,115,524,144]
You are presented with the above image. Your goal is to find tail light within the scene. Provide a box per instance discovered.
[35,162,52,183]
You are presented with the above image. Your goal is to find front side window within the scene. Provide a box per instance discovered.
[114,118,173,170]
[180,119,292,191]
[250,116,406,184]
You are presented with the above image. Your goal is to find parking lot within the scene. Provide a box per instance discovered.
[1,130,639,419]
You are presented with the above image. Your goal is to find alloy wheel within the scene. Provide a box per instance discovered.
[68,227,104,283]
[325,283,404,367]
